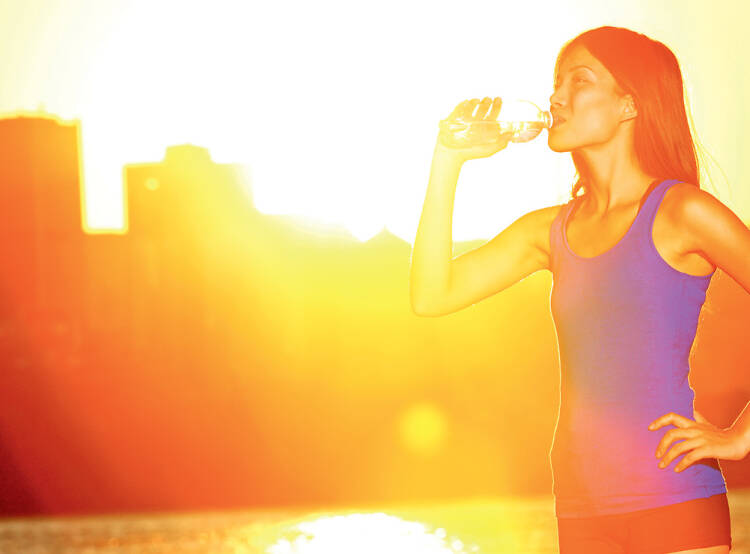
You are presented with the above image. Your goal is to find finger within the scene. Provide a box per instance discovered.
[674,446,710,472]
[466,98,481,119]
[649,412,693,431]
[476,97,492,119]
[659,437,703,468]
[648,414,668,430]
[449,100,469,120]
[655,427,701,457]
[446,100,468,119]
[487,97,503,120]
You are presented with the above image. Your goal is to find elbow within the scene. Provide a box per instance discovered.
[410,294,430,317]
[410,297,427,317]
[410,283,449,317]
[410,297,442,317]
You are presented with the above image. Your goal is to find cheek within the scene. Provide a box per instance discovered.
[573,95,621,136]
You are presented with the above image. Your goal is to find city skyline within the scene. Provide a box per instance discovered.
[0,110,747,517]
[4,2,745,243]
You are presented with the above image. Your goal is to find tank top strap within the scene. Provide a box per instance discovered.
[629,178,682,242]
[549,197,577,274]
[550,179,681,271]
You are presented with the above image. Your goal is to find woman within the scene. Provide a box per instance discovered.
[410,26,750,553]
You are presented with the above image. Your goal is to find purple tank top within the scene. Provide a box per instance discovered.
[548,178,727,518]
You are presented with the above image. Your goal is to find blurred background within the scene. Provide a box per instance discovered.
[0,0,748,521]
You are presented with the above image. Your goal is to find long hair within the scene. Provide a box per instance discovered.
[554,26,700,199]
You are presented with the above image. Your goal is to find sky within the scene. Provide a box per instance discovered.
[0,0,747,242]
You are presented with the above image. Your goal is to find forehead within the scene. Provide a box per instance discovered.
[556,45,605,78]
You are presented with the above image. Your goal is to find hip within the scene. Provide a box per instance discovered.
[556,492,731,553]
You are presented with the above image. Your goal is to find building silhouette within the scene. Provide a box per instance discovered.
[0,114,86,514]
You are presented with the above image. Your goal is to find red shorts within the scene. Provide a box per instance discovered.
[556,493,732,553]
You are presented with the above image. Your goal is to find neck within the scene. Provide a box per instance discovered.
[576,126,659,216]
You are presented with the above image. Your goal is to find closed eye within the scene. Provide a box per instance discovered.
[553,77,587,90]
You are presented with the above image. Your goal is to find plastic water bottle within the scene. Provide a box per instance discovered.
[438,98,552,148]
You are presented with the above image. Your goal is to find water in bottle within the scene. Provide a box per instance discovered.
[439,98,552,148]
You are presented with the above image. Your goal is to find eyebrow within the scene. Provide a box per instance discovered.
[554,64,594,85]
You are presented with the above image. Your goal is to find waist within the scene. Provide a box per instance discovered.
[554,487,728,518]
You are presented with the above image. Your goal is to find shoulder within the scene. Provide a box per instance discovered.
[663,181,750,294]
[518,201,571,263]
[662,181,734,227]
[519,202,568,241]
[524,201,570,226]
[662,181,713,210]
[662,181,746,256]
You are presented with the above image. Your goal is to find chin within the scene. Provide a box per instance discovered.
[547,136,572,153]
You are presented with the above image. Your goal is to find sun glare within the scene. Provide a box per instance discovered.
[262,513,478,554]
[399,402,448,456]
[57,1,577,242]
[16,2,742,240]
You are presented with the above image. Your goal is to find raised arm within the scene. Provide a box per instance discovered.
[410,173,561,317]
[410,96,563,317]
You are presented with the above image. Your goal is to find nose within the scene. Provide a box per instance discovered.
[549,88,563,110]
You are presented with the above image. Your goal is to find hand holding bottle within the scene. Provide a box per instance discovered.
[437,96,552,163]
[437,97,512,162]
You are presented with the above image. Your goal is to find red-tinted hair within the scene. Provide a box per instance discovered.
[554,26,700,199]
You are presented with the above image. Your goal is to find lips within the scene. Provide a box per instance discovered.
[552,116,567,128]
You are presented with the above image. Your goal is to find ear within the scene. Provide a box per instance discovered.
[620,94,638,122]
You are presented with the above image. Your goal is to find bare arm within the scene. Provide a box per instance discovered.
[410,142,561,317]
[409,141,464,315]
[433,205,559,316]
[410,96,561,316]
